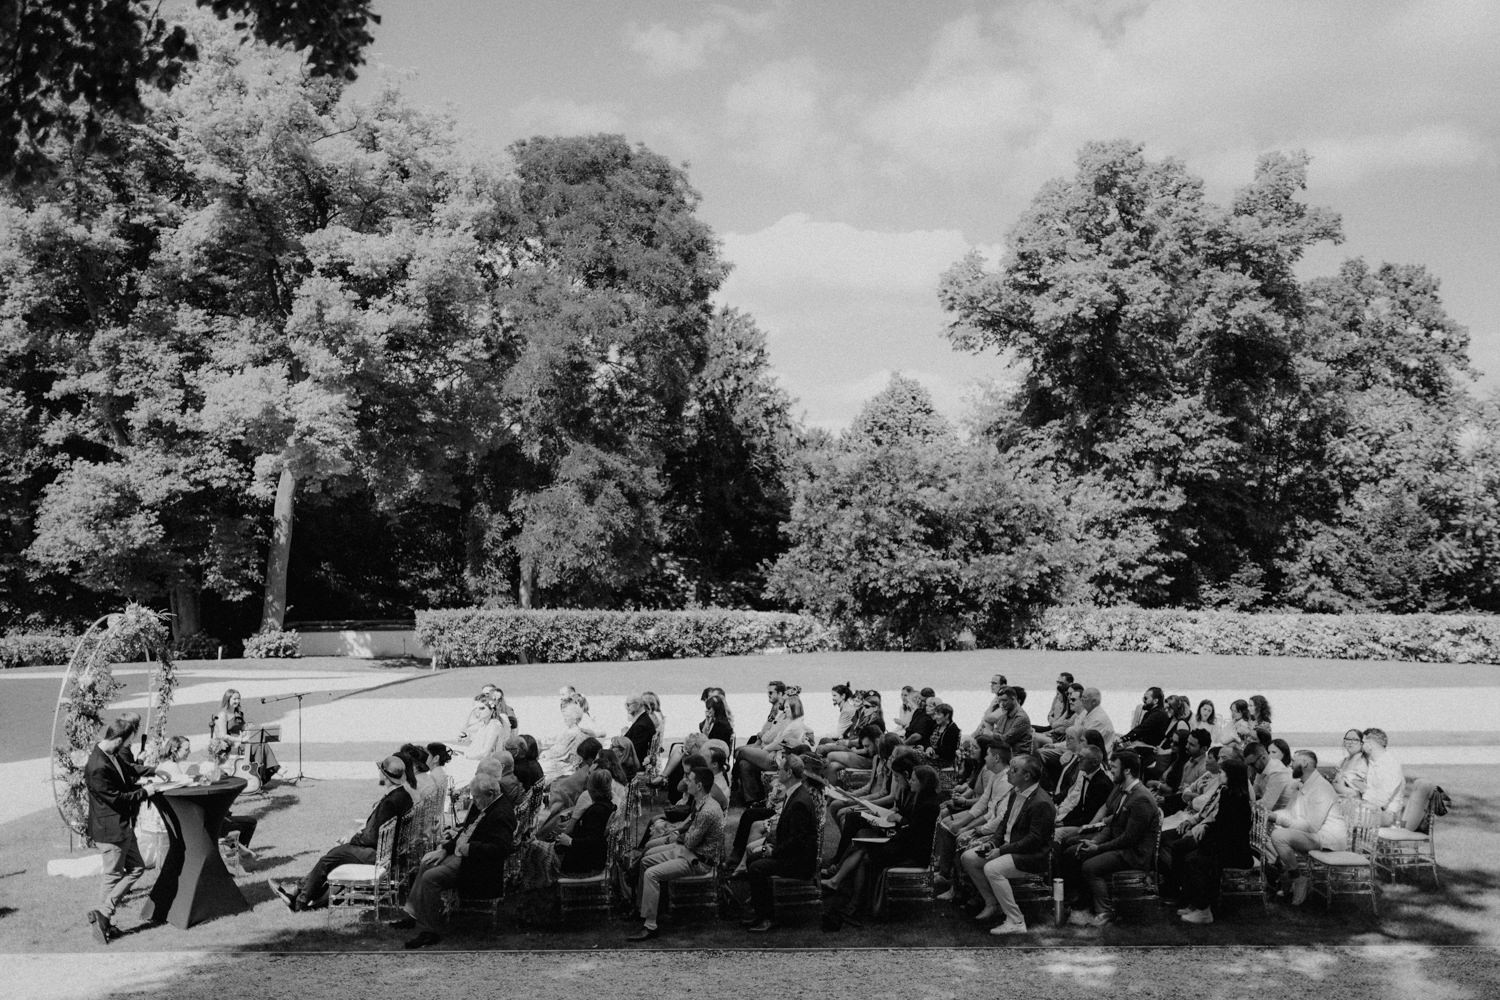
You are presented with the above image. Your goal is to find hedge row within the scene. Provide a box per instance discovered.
[0,633,77,669]
[1017,606,1500,664]
[415,608,839,667]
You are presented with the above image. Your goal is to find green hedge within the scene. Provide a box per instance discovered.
[1,633,78,669]
[415,608,839,667]
[243,629,302,658]
[1018,606,1500,664]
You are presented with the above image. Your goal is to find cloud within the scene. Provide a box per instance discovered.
[721,58,835,174]
[623,20,730,76]
[718,214,1010,428]
[509,97,625,136]
[861,0,1500,196]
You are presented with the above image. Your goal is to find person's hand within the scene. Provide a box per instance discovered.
[556,833,572,847]
[1076,841,1097,855]
[422,848,445,866]
[143,783,159,796]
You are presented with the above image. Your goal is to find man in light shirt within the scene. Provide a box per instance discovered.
[1245,742,1295,814]
[1356,728,1406,825]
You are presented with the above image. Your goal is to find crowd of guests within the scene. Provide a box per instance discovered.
[84,672,1426,948]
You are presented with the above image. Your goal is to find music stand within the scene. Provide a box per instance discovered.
[259,690,325,784]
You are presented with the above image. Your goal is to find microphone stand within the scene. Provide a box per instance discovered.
[259,690,333,784]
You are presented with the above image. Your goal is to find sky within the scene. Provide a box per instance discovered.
[352,0,1500,430]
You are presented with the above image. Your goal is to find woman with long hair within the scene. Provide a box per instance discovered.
[1173,758,1255,925]
[1248,695,1272,728]
[557,769,616,875]
[822,763,942,920]
[1332,728,1368,796]
[210,687,281,787]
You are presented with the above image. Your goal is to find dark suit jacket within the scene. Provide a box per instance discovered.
[625,713,657,766]
[993,787,1057,874]
[350,786,413,849]
[85,745,154,844]
[928,723,960,767]
[1089,781,1161,868]
[705,719,734,746]
[1122,708,1170,748]
[770,783,819,878]
[454,793,518,897]
[884,790,940,867]
[1058,768,1115,828]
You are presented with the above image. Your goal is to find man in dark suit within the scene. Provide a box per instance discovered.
[1061,750,1161,927]
[1054,744,1115,837]
[622,695,657,767]
[85,713,161,945]
[962,754,1055,935]
[270,756,413,911]
[394,772,517,948]
[743,752,820,932]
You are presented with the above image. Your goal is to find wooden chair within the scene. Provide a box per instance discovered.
[1109,828,1162,911]
[662,825,725,923]
[1309,799,1381,915]
[771,788,828,922]
[1375,782,1442,887]
[1220,804,1272,911]
[326,818,399,922]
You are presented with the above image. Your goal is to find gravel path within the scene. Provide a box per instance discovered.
[13,945,1500,1000]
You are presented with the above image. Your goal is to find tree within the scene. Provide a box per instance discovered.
[660,307,797,607]
[464,133,728,608]
[767,375,1078,648]
[1,0,379,185]
[941,141,1343,605]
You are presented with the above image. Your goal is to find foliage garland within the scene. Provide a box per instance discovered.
[50,604,177,837]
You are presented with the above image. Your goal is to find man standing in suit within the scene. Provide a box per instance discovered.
[743,753,819,932]
[85,713,161,945]
[393,772,516,948]
[270,756,413,911]
[963,754,1055,936]
[1061,750,1161,927]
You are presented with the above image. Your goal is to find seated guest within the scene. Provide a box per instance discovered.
[734,690,813,806]
[933,738,1012,888]
[826,733,900,854]
[819,691,885,757]
[741,753,821,932]
[823,764,941,920]
[923,702,961,767]
[1270,749,1346,904]
[1331,728,1367,795]
[1194,700,1233,748]
[823,724,883,788]
[1244,741,1295,814]
[1039,672,1076,735]
[270,756,413,911]
[1052,744,1113,841]
[821,683,861,744]
[557,769,617,875]
[1035,683,1085,748]
[827,746,920,872]
[1058,751,1160,927]
[1355,728,1406,824]
[951,735,983,792]
[457,687,497,740]
[535,738,602,840]
[902,689,937,748]
[1169,759,1254,925]
[609,736,642,783]
[747,681,788,746]
[1076,687,1116,753]
[210,687,281,788]
[1149,729,1211,815]
[1045,725,1086,795]
[391,772,516,949]
[664,733,709,803]
[1249,694,1273,730]
[539,701,604,783]
[622,695,657,768]
[971,674,1010,740]
[960,754,1056,935]
[981,687,1032,756]
[661,695,735,795]
[505,735,543,789]
[627,765,726,940]
[1118,687,1170,754]
[893,686,920,736]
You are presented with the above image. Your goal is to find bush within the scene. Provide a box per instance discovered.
[1,633,77,669]
[169,631,222,659]
[415,608,838,667]
[243,629,301,658]
[1017,606,1500,664]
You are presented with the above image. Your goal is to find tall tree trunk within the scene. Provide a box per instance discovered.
[168,583,202,640]
[518,556,535,610]
[261,465,296,630]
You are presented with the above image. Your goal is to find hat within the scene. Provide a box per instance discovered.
[798,753,832,785]
[377,755,406,782]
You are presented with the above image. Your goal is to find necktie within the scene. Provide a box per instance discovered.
[997,791,1017,841]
